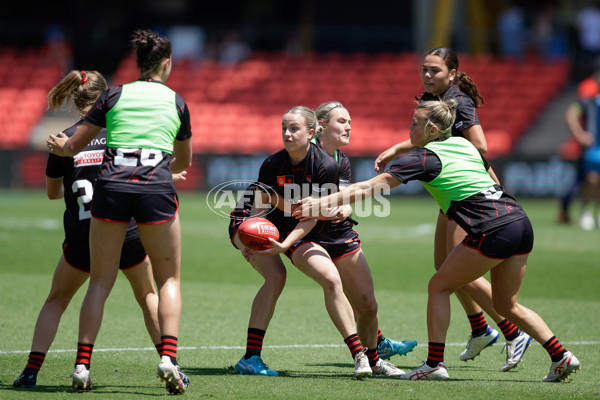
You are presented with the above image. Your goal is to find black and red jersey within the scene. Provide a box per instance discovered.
[45,121,138,243]
[336,149,352,186]
[258,143,357,246]
[311,138,352,186]
[420,85,480,137]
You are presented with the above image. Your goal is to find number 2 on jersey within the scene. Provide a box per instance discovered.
[72,179,93,220]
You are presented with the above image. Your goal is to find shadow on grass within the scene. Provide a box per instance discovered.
[0,382,168,396]
[1,384,71,394]
[0,384,165,399]
[182,365,358,380]
[179,363,538,382]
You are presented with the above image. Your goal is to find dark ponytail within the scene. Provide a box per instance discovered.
[426,47,484,108]
[131,29,172,78]
[455,71,484,108]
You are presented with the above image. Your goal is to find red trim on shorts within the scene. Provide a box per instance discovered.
[119,254,149,271]
[230,229,240,249]
[331,244,361,262]
[91,215,130,223]
[287,240,315,261]
[460,241,508,260]
[137,193,179,225]
[136,212,177,225]
[62,250,90,273]
[230,236,239,249]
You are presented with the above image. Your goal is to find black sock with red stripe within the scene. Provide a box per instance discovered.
[377,328,385,346]
[159,336,178,365]
[497,319,520,341]
[366,347,380,367]
[426,342,445,368]
[543,336,567,362]
[155,343,180,366]
[24,351,45,373]
[467,312,488,337]
[344,333,363,358]
[75,343,93,370]
[244,328,265,359]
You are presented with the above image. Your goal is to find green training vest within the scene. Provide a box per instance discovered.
[106,81,181,153]
[422,137,496,213]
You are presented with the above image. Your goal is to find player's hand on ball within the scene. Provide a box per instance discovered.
[254,238,286,256]
[241,246,255,262]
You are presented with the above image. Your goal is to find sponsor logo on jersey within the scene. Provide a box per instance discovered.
[74,150,104,167]
[277,175,294,186]
[89,137,107,146]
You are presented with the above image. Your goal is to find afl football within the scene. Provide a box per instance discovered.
[238,218,280,250]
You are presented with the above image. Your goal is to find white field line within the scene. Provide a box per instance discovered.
[2,341,599,354]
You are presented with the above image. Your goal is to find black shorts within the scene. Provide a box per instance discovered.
[228,207,252,248]
[462,216,534,259]
[92,189,178,224]
[63,238,148,272]
[286,232,361,262]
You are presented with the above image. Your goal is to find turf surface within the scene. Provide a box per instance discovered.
[0,190,598,399]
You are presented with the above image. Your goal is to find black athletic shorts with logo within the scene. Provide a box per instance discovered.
[461,216,534,259]
[91,188,179,224]
[63,237,148,272]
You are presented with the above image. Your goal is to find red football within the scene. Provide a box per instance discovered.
[238,218,280,250]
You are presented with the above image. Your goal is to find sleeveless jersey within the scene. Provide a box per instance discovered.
[85,79,192,194]
[422,137,496,213]
[387,137,527,235]
[107,81,181,152]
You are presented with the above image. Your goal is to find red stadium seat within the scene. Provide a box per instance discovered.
[7,49,563,155]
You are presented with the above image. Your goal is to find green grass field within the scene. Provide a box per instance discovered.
[0,190,599,399]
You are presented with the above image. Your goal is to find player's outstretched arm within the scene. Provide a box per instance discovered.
[47,122,102,157]
[374,139,415,173]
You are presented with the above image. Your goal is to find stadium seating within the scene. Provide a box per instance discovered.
[111,52,569,158]
[0,47,571,159]
[0,47,64,149]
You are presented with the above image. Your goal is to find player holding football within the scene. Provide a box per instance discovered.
[14,70,188,390]
[374,47,530,372]
[228,181,312,377]
[297,98,581,382]
[251,105,416,377]
[231,106,389,378]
